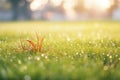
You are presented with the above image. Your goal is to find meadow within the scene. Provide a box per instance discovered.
[0,21,120,80]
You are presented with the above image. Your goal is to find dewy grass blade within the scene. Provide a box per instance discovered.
[26,40,36,51]
[38,36,44,52]
[20,38,25,50]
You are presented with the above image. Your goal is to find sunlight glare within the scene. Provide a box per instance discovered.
[30,0,48,11]
[50,0,63,6]
[84,0,111,11]
[63,0,76,10]
[63,0,77,20]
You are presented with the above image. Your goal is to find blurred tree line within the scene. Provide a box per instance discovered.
[0,0,120,20]
[9,0,32,20]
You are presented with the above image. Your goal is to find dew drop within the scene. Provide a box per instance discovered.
[10,59,13,62]
[64,53,67,56]
[80,53,82,56]
[45,56,48,59]
[66,37,71,42]
[102,53,105,55]
[28,56,31,60]
[104,58,105,60]
[104,66,108,71]
[115,55,118,57]
[41,54,45,57]
[109,56,112,59]
[76,52,79,55]
[18,60,22,64]
[24,75,31,80]
[36,57,40,61]
[107,54,109,57]
[112,43,115,47]
[118,58,120,61]
[20,65,27,72]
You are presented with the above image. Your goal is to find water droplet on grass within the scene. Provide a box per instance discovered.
[66,37,71,42]
[109,56,112,59]
[107,54,109,57]
[8,53,11,55]
[110,59,112,63]
[18,60,22,64]
[55,57,58,61]
[24,75,31,80]
[64,53,67,56]
[115,55,118,57]
[112,43,115,47]
[41,54,45,57]
[102,53,105,55]
[81,51,84,54]
[45,56,48,59]
[36,57,40,61]
[10,59,13,62]
[80,53,82,56]
[118,58,120,61]
[28,57,31,60]
[68,55,71,58]
[101,39,104,43]
[20,65,27,71]
[103,58,105,60]
[76,52,79,55]
[104,66,108,71]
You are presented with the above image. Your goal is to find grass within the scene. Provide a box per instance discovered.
[0,21,120,80]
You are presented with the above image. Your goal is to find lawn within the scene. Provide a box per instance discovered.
[0,21,120,80]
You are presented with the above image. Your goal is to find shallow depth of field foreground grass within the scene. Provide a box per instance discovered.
[0,21,120,80]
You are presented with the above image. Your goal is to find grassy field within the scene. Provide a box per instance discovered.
[0,21,120,80]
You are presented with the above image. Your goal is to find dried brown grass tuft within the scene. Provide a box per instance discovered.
[19,33,44,52]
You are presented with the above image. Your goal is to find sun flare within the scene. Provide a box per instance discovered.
[30,0,112,12]
[50,0,63,6]
[84,0,111,11]
[30,0,48,11]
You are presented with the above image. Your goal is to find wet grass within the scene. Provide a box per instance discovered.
[0,21,120,80]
